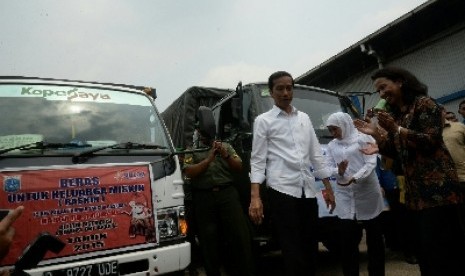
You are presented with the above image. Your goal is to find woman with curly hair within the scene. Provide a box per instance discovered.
[354,66,465,275]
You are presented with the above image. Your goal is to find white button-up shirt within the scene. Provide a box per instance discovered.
[250,105,331,198]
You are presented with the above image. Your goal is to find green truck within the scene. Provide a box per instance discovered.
[162,81,361,254]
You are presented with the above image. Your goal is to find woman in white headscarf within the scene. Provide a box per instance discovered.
[326,112,385,276]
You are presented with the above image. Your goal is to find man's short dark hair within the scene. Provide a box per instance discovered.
[268,71,295,91]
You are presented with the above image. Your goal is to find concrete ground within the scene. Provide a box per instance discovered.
[314,242,420,276]
[186,231,421,276]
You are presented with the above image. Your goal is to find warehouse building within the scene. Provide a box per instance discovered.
[295,0,465,116]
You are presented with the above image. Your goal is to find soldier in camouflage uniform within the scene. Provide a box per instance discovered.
[183,132,254,276]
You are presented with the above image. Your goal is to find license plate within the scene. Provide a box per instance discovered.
[44,260,118,276]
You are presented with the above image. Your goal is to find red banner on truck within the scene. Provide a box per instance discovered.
[0,165,156,266]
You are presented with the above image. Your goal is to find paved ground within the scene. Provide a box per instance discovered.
[186,232,421,276]
[254,245,421,276]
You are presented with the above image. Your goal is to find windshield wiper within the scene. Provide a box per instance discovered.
[72,142,167,164]
[0,141,91,156]
[0,142,41,155]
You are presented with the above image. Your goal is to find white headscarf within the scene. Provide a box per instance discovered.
[326,112,358,145]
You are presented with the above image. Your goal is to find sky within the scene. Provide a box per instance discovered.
[0,0,428,112]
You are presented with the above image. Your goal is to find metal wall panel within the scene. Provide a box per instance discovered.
[327,28,465,114]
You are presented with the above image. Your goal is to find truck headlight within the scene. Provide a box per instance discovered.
[157,206,187,241]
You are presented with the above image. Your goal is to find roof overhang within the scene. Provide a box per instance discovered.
[295,0,465,87]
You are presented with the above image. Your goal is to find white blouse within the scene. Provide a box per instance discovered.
[326,112,384,220]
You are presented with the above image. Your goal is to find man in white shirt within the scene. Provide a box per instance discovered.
[248,71,335,276]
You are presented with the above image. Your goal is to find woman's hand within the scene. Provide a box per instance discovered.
[359,142,379,155]
[337,160,348,176]
[353,119,377,135]
[377,111,398,133]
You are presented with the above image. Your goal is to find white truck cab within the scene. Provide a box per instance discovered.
[0,77,190,275]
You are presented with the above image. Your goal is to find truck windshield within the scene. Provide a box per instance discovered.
[258,85,356,144]
[0,84,170,155]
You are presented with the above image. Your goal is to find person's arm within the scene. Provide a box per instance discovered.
[378,98,443,153]
[354,118,398,159]
[352,135,378,182]
[353,118,385,144]
[0,206,24,262]
[402,99,443,151]
[249,183,264,225]
[224,154,242,172]
[215,142,242,172]
[249,116,268,225]
[321,178,335,213]
[305,116,336,210]
[359,142,379,155]
[183,147,216,179]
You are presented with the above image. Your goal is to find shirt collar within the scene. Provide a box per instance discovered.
[271,105,297,117]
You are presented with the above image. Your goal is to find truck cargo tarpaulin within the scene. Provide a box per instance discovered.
[161,86,232,149]
[0,165,155,266]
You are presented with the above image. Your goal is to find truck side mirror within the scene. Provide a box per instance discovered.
[197,106,216,140]
[231,98,240,121]
[236,82,252,130]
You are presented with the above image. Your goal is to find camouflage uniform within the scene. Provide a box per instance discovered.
[184,142,254,276]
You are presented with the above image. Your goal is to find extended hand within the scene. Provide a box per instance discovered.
[359,142,379,155]
[353,119,376,135]
[0,206,24,262]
